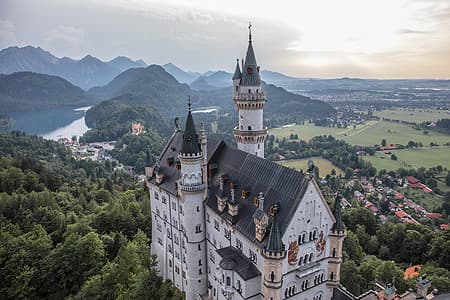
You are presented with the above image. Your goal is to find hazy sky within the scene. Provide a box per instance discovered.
[1,0,449,78]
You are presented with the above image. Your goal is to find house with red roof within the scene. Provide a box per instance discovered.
[426,212,442,219]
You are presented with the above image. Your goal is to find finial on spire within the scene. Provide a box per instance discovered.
[248,21,252,43]
[188,95,191,112]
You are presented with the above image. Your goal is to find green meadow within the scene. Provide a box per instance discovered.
[278,157,344,177]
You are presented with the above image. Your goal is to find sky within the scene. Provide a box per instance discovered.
[1,0,449,78]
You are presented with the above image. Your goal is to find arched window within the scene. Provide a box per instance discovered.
[309,232,313,241]
[332,248,336,257]
[330,272,334,281]
[309,253,313,262]
[226,276,231,286]
[248,126,252,130]
[270,271,275,282]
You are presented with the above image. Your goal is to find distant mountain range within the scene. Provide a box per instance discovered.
[0,46,146,89]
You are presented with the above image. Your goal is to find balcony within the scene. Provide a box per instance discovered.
[296,261,321,278]
[233,127,268,137]
[180,183,205,192]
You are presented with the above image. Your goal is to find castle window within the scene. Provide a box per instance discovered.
[270,271,275,282]
[180,205,184,215]
[172,201,176,211]
[298,256,302,265]
[241,125,243,130]
[195,224,202,233]
[226,276,231,286]
[214,220,220,231]
[330,272,334,281]
[162,196,166,204]
[197,206,200,212]
[199,269,202,275]
[309,253,313,262]
[236,85,238,92]
[237,280,241,293]
[248,126,252,130]
[302,233,306,244]
[313,230,317,240]
[198,244,201,250]
[309,232,313,241]
[154,191,159,200]
[175,266,179,274]
[236,238,242,250]
[224,228,231,240]
[332,248,336,257]
[240,115,243,119]
[258,144,260,149]
[206,212,210,222]
[199,259,202,266]
[169,259,172,267]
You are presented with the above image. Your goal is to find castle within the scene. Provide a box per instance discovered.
[146,26,346,300]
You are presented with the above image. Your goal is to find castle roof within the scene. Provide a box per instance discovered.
[240,26,261,86]
[265,205,284,253]
[180,101,201,155]
[217,246,261,280]
[150,129,311,248]
[232,59,242,80]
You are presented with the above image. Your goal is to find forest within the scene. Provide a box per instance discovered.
[0,132,183,300]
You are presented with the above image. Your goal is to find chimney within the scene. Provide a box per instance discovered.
[216,175,227,212]
[228,182,239,217]
[253,192,269,242]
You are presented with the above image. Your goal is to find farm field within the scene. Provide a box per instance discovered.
[374,108,449,123]
[363,147,450,171]
[270,120,450,147]
[278,157,343,177]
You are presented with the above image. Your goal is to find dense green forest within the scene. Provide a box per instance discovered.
[0,132,183,300]
[338,205,450,295]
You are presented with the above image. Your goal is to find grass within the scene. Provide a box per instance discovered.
[270,121,450,147]
[278,157,343,177]
[363,147,450,171]
[398,187,443,212]
[374,108,450,123]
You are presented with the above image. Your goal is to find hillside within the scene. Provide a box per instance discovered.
[0,46,146,89]
[88,65,192,116]
[83,99,170,142]
[0,72,91,113]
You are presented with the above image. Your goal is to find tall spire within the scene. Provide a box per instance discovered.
[331,194,344,232]
[241,23,261,86]
[180,96,201,155]
[265,203,284,253]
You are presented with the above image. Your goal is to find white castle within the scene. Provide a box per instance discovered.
[146,26,346,300]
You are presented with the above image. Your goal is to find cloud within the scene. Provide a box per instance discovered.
[44,25,85,49]
[399,29,428,35]
[0,19,17,48]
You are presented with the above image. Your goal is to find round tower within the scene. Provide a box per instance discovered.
[178,99,207,300]
[327,194,346,292]
[262,203,286,300]
[232,23,267,158]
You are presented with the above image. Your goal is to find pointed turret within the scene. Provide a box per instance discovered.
[265,203,284,253]
[241,23,261,86]
[232,58,242,80]
[180,97,201,156]
[331,194,344,233]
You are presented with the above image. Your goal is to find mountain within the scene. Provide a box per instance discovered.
[88,64,191,116]
[190,71,232,90]
[0,46,147,89]
[108,56,146,71]
[162,63,201,84]
[260,70,299,84]
[0,72,91,113]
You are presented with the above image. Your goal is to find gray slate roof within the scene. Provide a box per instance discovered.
[180,107,200,155]
[217,246,261,280]
[151,129,311,248]
[240,40,261,86]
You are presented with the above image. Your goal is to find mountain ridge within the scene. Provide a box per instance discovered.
[0,46,147,89]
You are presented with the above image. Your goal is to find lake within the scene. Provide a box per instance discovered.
[8,106,91,140]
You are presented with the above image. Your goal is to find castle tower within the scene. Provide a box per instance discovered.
[327,194,346,291]
[178,99,207,300]
[232,23,267,158]
[262,203,286,300]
